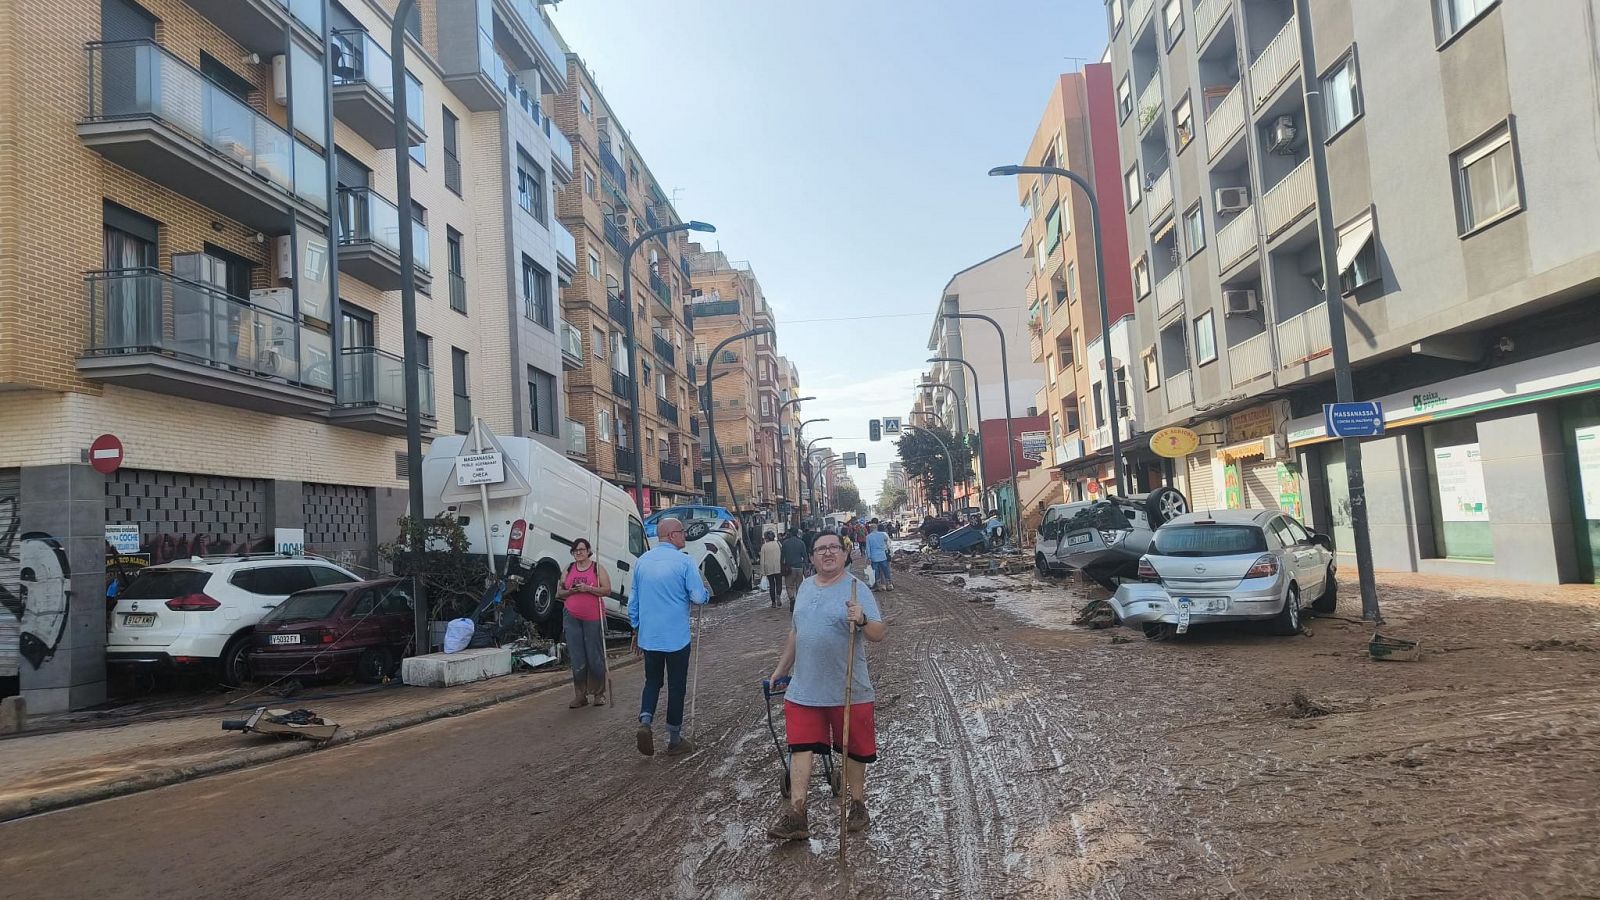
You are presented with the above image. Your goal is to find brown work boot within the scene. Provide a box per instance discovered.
[635,724,654,756]
[768,804,809,841]
[591,690,606,707]
[665,736,697,756]
[569,686,589,709]
[846,799,871,832]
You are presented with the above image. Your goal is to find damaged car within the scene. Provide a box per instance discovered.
[1053,487,1189,590]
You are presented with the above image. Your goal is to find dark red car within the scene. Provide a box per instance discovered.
[249,579,414,684]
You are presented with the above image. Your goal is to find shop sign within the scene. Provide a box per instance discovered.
[1150,426,1200,458]
[1276,462,1302,520]
[1433,443,1489,522]
[104,525,140,554]
[1228,406,1278,441]
[1577,426,1600,520]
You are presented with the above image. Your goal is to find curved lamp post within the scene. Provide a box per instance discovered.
[928,355,989,504]
[796,418,828,520]
[778,395,816,526]
[702,326,773,511]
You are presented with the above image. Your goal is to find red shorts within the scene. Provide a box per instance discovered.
[784,700,877,763]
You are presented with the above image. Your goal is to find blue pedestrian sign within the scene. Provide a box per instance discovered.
[1324,401,1385,438]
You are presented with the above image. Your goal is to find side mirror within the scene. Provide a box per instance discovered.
[1311,533,1333,549]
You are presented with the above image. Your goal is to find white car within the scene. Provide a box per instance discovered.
[106,555,360,684]
[653,519,746,597]
[1033,501,1095,575]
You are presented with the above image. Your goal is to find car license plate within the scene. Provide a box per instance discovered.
[1066,532,1094,546]
[123,614,155,627]
[270,634,301,645]
[1175,597,1192,634]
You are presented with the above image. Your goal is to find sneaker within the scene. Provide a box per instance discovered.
[592,692,607,707]
[635,724,654,756]
[846,800,870,832]
[767,806,809,841]
[665,736,697,756]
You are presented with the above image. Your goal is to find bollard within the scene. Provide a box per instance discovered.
[0,695,26,734]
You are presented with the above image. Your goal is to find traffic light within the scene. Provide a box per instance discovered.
[869,419,881,441]
[857,453,867,469]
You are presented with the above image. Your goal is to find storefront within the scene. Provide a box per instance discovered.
[1287,343,1600,583]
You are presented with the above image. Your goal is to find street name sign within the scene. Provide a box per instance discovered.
[455,451,506,486]
[1323,402,1385,438]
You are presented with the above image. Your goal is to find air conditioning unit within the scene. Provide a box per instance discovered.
[1216,186,1250,214]
[1223,289,1259,317]
[1268,115,1297,154]
[250,287,295,316]
[271,54,288,105]
[1261,435,1286,460]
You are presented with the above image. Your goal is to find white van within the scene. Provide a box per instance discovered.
[422,435,646,635]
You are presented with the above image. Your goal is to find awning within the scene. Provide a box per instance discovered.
[1218,439,1266,462]
[1151,215,1176,246]
[1335,212,1375,275]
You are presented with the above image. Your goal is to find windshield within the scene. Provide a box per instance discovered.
[1152,525,1269,557]
[120,569,210,600]
[646,507,726,526]
[261,590,347,623]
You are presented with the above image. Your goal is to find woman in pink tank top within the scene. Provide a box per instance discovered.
[556,538,613,708]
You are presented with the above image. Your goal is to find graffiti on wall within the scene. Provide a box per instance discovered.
[0,493,74,674]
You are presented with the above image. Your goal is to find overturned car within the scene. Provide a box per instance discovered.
[1049,487,1189,590]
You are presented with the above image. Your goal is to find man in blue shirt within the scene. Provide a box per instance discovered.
[628,516,709,757]
[864,519,893,592]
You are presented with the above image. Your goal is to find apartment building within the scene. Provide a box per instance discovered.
[776,355,804,512]
[553,56,699,513]
[0,0,561,710]
[1015,67,1140,502]
[686,247,776,513]
[1105,0,1600,582]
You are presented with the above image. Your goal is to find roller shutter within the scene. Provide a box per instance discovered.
[1243,460,1280,510]
[1185,452,1219,511]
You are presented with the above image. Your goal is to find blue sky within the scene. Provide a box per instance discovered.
[550,0,1109,501]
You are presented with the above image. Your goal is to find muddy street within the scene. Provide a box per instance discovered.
[3,567,1598,899]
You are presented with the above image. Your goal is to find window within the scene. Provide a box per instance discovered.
[1163,0,1183,47]
[452,348,471,435]
[447,228,466,313]
[522,255,552,328]
[1132,255,1151,297]
[1044,203,1063,254]
[1143,346,1160,389]
[1183,203,1205,256]
[516,147,545,221]
[1454,122,1520,233]
[592,326,606,358]
[1066,261,1077,301]
[1321,52,1362,135]
[1092,382,1105,428]
[1125,165,1141,211]
[528,366,557,436]
[1114,367,1129,418]
[584,167,597,199]
[588,248,601,280]
[1109,0,1123,34]
[1047,354,1056,386]
[1435,0,1496,43]
[598,408,613,442]
[1117,76,1133,121]
[580,87,593,120]
[1337,210,1379,292]
[416,333,432,370]
[1173,93,1193,151]
[409,138,426,168]
[442,108,461,195]
[1194,310,1217,364]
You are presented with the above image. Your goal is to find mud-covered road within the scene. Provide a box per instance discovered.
[4,564,1598,899]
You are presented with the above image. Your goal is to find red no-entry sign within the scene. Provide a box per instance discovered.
[89,433,125,474]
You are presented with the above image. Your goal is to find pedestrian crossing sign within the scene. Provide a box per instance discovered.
[882,417,902,435]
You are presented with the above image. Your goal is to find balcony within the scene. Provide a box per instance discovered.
[564,419,587,458]
[1262,159,1316,240]
[80,268,333,416]
[79,41,328,233]
[1276,304,1332,368]
[554,220,577,275]
[1249,16,1300,111]
[1155,269,1183,317]
[1164,369,1194,412]
[1091,417,1136,454]
[501,0,569,92]
[504,67,542,123]
[689,298,741,318]
[1205,83,1245,161]
[337,187,430,290]
[1054,438,1085,466]
[1029,327,1045,362]
[658,460,683,486]
[1193,0,1227,46]
[1136,75,1163,134]
[560,320,583,368]
[649,270,670,306]
[604,217,626,256]
[330,347,435,434]
[679,255,692,280]
[545,116,574,181]
[330,30,427,150]
[614,446,636,475]
[1229,331,1273,387]
[1216,205,1258,272]
[652,332,675,364]
[657,396,679,425]
[185,0,322,55]
[607,294,630,324]
[690,416,701,437]
[599,141,627,193]
[611,370,634,400]
[441,26,502,111]
[1128,0,1155,34]
[1146,168,1174,221]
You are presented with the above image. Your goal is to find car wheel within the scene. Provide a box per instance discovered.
[704,561,730,597]
[1035,553,1049,576]
[1144,486,1189,526]
[219,635,252,687]
[1142,622,1176,641]
[355,646,393,684]
[1273,584,1303,635]
[517,568,561,635]
[1312,567,1338,614]
[733,557,754,591]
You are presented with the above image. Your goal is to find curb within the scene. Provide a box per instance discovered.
[0,654,639,824]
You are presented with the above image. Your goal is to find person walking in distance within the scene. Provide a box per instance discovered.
[780,529,808,607]
[766,532,888,840]
[628,517,709,756]
[864,519,893,592]
[555,538,612,707]
[760,530,784,608]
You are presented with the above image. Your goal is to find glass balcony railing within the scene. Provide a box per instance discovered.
[504,65,541,122]
[275,0,324,35]
[330,29,425,131]
[84,267,329,391]
[84,40,328,212]
[545,115,573,172]
[554,220,577,270]
[507,0,568,86]
[338,347,434,417]
[560,320,584,361]
[338,187,430,272]
[565,419,587,457]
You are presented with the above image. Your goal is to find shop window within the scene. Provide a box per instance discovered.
[1424,420,1493,560]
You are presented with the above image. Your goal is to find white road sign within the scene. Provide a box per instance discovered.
[456,451,506,486]
[882,417,902,434]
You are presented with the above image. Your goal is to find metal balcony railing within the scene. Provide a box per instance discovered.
[1216,205,1258,271]
[1194,0,1226,44]
[1155,269,1183,317]
[614,446,636,474]
[1205,82,1244,160]
[657,395,679,425]
[1136,74,1163,133]
[611,370,634,400]
[338,347,435,417]
[599,141,627,191]
[658,460,682,485]
[1164,369,1193,411]
[689,416,701,437]
[1276,304,1332,368]
[649,270,670,305]
[1262,158,1316,239]
[689,299,740,318]
[1249,16,1300,110]
[1228,332,1273,386]
[652,332,675,363]
[1146,168,1173,219]
[338,187,429,272]
[84,268,330,390]
[607,294,630,324]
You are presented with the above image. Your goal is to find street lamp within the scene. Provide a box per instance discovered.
[919,410,947,430]
[803,436,833,517]
[904,424,957,515]
[703,325,773,510]
[928,355,989,513]
[796,417,828,520]
[778,395,816,526]
[920,381,976,510]
[698,367,737,507]
[623,219,717,506]
[941,310,1022,543]
[989,164,1126,498]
